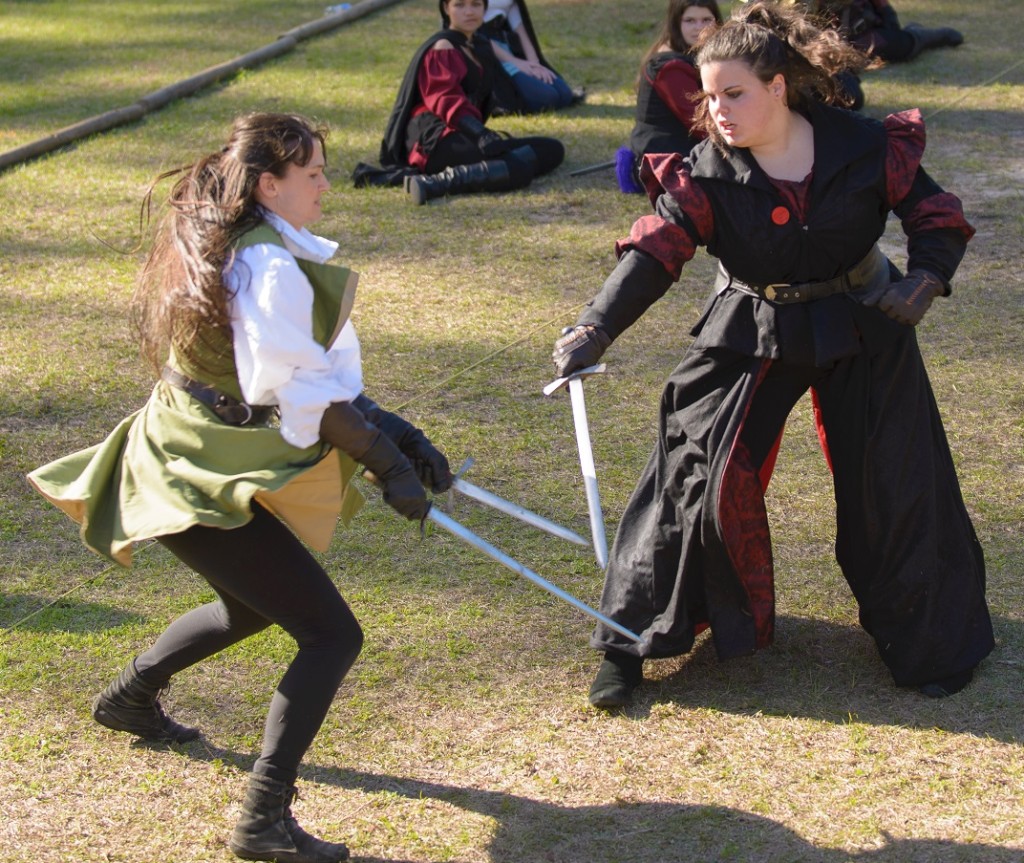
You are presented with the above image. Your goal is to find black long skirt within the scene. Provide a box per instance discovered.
[592,301,993,688]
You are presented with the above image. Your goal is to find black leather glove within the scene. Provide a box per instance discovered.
[552,325,612,378]
[869,269,945,326]
[457,114,507,158]
[319,401,429,521]
[358,435,432,520]
[374,411,453,493]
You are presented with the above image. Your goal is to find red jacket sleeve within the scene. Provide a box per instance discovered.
[650,59,703,133]
[612,153,713,280]
[885,109,974,285]
[415,46,481,128]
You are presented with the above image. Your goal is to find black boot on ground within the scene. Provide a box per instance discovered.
[905,23,964,59]
[588,651,644,709]
[406,159,514,205]
[92,659,200,743]
[229,774,350,863]
[919,667,974,698]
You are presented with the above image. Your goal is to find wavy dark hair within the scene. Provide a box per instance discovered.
[131,112,328,377]
[691,0,869,149]
[639,0,723,81]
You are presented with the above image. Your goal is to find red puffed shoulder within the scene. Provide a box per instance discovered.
[638,153,714,244]
[639,152,686,204]
[884,108,926,208]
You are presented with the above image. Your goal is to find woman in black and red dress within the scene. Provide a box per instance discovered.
[553,2,993,709]
[379,0,563,204]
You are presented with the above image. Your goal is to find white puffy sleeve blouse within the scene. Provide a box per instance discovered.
[226,211,364,449]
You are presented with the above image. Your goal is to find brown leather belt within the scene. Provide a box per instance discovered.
[160,366,277,426]
[717,245,888,304]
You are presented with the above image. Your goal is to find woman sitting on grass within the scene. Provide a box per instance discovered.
[478,0,581,115]
[376,0,564,204]
[617,0,723,194]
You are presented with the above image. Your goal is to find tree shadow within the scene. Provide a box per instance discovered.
[319,767,1024,863]
[0,593,145,633]
[619,613,1024,745]
[171,737,1023,863]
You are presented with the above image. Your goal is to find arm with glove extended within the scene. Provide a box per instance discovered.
[554,163,705,375]
[351,394,453,493]
[867,164,974,326]
[552,249,675,377]
[319,399,448,521]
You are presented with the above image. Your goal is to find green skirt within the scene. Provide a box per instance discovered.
[27,382,363,566]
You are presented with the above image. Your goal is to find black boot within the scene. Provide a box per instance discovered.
[905,23,964,59]
[919,667,974,698]
[406,159,515,205]
[229,774,350,863]
[92,659,200,743]
[588,651,644,709]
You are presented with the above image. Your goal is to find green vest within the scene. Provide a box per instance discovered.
[28,223,364,565]
[170,222,358,401]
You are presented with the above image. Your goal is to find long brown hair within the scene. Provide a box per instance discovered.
[691,1,869,149]
[131,112,328,376]
[639,0,723,79]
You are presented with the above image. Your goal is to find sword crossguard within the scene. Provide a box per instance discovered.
[542,363,607,397]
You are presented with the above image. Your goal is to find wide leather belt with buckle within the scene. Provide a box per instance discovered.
[718,245,887,304]
[160,367,276,426]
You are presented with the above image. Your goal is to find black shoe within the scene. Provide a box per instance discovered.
[230,774,350,863]
[405,158,519,205]
[588,652,643,708]
[905,23,964,59]
[92,660,200,743]
[919,668,974,698]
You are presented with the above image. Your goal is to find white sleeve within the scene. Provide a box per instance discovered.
[229,244,363,449]
[484,0,519,27]
[506,1,524,32]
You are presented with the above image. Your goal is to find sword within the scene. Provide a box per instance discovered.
[543,364,609,570]
[427,506,641,643]
[452,478,590,547]
[569,160,616,177]
[446,457,589,548]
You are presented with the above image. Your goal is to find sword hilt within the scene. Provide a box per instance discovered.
[542,363,606,397]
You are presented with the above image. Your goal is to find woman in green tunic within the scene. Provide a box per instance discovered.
[28,113,451,863]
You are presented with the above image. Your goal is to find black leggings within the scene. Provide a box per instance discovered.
[425,130,564,182]
[136,503,363,785]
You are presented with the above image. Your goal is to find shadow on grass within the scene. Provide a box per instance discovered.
[165,734,1024,863]
[0,593,146,633]
[321,767,1024,863]
[624,612,1024,744]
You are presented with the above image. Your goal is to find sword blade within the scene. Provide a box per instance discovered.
[568,376,609,569]
[452,478,590,547]
[427,507,641,643]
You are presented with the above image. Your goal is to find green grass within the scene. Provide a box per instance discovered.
[2,0,1024,861]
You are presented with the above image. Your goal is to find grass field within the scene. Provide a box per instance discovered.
[1,0,1023,861]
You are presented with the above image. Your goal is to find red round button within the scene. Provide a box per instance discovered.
[771,206,790,225]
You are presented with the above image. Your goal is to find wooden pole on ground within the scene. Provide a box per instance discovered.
[0,0,404,173]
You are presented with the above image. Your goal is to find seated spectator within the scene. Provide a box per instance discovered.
[359,0,564,204]
[812,0,963,63]
[479,0,582,114]
[616,0,722,194]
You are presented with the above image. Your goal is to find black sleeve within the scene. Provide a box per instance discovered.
[576,249,675,340]
[893,166,971,291]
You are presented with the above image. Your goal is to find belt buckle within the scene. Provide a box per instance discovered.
[763,283,789,302]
